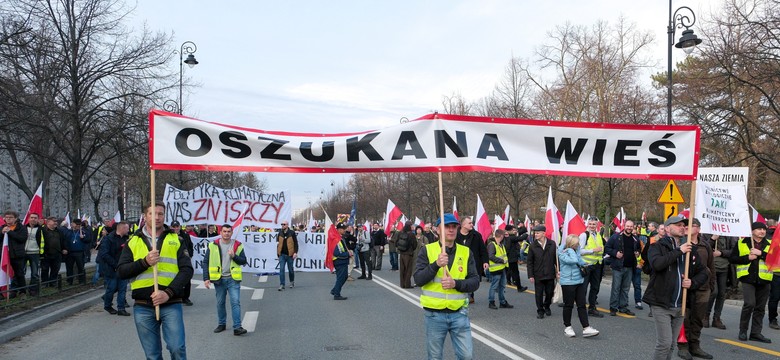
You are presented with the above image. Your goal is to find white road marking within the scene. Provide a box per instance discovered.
[243,311,259,332]
[371,274,544,360]
[258,276,268,283]
[251,289,264,300]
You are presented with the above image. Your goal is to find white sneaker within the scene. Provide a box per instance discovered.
[583,326,600,337]
[564,326,576,338]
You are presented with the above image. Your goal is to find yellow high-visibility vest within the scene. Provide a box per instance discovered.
[127,232,180,290]
[207,241,244,281]
[488,241,508,272]
[735,239,772,281]
[420,243,470,311]
[581,232,604,265]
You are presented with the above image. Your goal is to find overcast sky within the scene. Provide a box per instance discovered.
[131,0,712,215]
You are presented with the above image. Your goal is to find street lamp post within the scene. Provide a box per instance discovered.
[667,2,702,125]
[175,41,198,188]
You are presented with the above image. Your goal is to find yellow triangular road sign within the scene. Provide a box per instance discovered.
[657,180,685,204]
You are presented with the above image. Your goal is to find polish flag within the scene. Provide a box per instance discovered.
[452,196,459,221]
[679,208,690,219]
[612,207,626,232]
[749,204,766,224]
[493,214,506,231]
[22,183,43,225]
[231,203,250,239]
[597,219,603,232]
[641,211,647,224]
[502,205,510,223]
[109,211,122,226]
[0,234,13,299]
[414,217,425,228]
[396,215,407,231]
[524,214,531,231]
[562,200,587,240]
[508,215,514,226]
[544,187,563,245]
[766,220,780,271]
[384,200,403,237]
[324,212,340,271]
[475,195,492,241]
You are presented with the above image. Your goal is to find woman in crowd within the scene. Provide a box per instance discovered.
[559,234,600,338]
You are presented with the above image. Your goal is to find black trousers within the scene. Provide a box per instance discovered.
[65,252,86,285]
[40,256,62,286]
[740,282,770,335]
[507,261,523,287]
[359,250,372,277]
[9,257,26,293]
[768,275,780,322]
[535,279,555,313]
[562,282,589,327]
[584,263,603,309]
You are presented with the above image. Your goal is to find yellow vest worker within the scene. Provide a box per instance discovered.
[729,222,773,343]
[202,224,249,335]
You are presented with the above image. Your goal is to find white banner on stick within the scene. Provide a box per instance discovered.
[697,167,749,192]
[190,232,329,274]
[149,111,700,180]
[695,182,751,237]
[163,183,291,228]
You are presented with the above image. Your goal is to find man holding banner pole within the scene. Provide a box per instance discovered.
[117,202,193,359]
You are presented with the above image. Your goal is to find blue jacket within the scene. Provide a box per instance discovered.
[59,226,92,252]
[333,238,350,266]
[97,231,129,278]
[558,247,586,286]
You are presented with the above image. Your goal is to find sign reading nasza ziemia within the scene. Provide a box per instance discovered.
[190,232,328,274]
[163,183,291,228]
[149,111,700,180]
[695,182,751,237]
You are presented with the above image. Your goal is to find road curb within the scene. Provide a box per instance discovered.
[0,290,102,344]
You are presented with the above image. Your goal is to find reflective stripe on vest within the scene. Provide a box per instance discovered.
[581,232,604,265]
[735,240,772,281]
[488,242,508,272]
[207,241,244,281]
[420,243,470,311]
[332,241,345,261]
[127,233,180,290]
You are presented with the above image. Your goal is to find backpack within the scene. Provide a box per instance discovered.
[396,231,412,252]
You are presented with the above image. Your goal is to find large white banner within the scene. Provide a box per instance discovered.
[149,111,700,180]
[697,167,749,192]
[695,182,751,237]
[190,232,329,274]
[163,183,291,228]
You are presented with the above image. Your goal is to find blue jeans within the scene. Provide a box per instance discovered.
[92,263,101,285]
[609,267,633,310]
[389,252,399,270]
[488,270,506,304]
[331,263,348,297]
[424,308,473,360]
[354,251,360,269]
[133,304,186,360]
[23,253,40,293]
[214,277,242,329]
[278,254,295,286]
[632,267,643,304]
[103,276,128,310]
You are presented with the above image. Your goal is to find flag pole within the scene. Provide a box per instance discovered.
[437,172,448,277]
[681,180,697,318]
[150,169,160,320]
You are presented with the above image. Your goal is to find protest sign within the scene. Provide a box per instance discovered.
[695,182,751,237]
[163,183,291,228]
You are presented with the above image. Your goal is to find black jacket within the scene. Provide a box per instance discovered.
[370,230,387,247]
[526,238,558,281]
[97,231,129,278]
[4,220,28,259]
[456,230,488,276]
[605,232,640,270]
[642,236,709,310]
[39,226,66,258]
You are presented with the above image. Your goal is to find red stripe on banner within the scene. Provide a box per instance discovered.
[149,163,696,180]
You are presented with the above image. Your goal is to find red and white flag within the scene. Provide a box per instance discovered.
[323,212,340,272]
[110,211,122,227]
[749,204,766,224]
[414,217,425,228]
[562,200,587,241]
[641,211,647,224]
[612,207,626,233]
[493,214,506,231]
[502,205,510,223]
[23,183,43,225]
[384,199,403,237]
[0,234,13,299]
[679,208,690,219]
[524,214,531,231]
[396,215,407,231]
[544,187,563,245]
[475,195,492,241]
[231,203,250,239]
[452,196,459,221]
[63,212,72,229]
[508,215,514,226]
[307,210,316,231]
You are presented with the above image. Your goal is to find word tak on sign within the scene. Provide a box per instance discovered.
[657,179,685,204]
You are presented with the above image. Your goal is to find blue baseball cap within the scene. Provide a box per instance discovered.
[435,213,459,226]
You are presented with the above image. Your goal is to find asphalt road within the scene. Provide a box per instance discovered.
[2,259,780,359]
